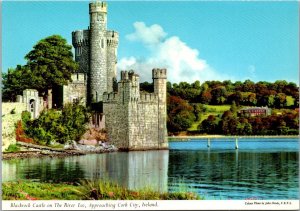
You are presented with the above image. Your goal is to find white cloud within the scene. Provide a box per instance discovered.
[126,22,167,45]
[119,22,231,83]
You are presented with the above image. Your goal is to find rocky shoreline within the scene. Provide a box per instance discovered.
[2,141,118,160]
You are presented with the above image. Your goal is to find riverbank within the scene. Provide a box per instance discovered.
[2,180,200,200]
[2,141,118,160]
[168,134,299,141]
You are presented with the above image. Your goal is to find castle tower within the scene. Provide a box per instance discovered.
[153,68,168,148]
[89,1,108,103]
[106,31,119,93]
[72,30,90,74]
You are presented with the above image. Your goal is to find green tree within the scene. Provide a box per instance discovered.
[274,93,287,108]
[211,86,227,105]
[2,66,32,101]
[2,35,78,101]
[230,101,238,116]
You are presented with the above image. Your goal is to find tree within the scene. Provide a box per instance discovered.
[230,101,238,116]
[2,35,78,101]
[198,115,221,134]
[2,66,32,101]
[167,96,195,132]
[140,81,153,93]
[25,35,78,97]
[200,91,212,104]
[274,93,287,108]
[211,86,227,104]
[193,104,203,121]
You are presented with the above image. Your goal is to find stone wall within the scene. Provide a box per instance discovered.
[2,103,26,151]
[103,69,168,151]
[63,73,86,105]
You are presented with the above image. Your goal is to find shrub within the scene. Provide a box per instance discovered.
[15,120,34,144]
[21,111,31,128]
[22,102,90,145]
[5,144,20,152]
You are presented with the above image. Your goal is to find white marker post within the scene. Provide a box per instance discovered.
[207,138,210,148]
[235,137,239,149]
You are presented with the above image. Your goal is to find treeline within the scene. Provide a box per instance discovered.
[140,80,299,135]
[199,107,299,135]
[154,79,298,108]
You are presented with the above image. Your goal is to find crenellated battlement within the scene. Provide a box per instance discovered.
[69,2,168,151]
[72,30,90,47]
[103,92,118,103]
[106,30,119,47]
[140,92,158,103]
[152,68,167,79]
[89,1,107,14]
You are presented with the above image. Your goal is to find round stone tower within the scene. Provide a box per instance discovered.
[89,1,107,103]
[72,30,90,73]
[106,30,119,93]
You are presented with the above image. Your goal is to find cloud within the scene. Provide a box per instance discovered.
[119,22,231,83]
[126,22,167,45]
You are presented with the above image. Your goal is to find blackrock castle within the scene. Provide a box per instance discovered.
[62,1,168,150]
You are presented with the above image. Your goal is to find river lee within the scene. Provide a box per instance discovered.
[2,138,298,200]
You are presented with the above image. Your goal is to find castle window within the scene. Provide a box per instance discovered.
[101,39,104,48]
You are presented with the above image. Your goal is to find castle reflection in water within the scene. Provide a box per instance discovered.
[2,150,169,193]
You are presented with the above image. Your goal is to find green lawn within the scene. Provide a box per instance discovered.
[189,104,231,131]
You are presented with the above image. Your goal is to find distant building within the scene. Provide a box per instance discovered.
[239,107,271,117]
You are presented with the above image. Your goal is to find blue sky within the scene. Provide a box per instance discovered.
[2,1,299,84]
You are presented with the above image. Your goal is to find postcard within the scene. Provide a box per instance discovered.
[1,0,299,210]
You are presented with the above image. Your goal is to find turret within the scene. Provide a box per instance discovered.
[106,30,119,93]
[118,70,140,103]
[89,1,108,103]
[152,68,168,148]
[72,30,90,73]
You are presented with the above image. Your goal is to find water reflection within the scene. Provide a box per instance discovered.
[2,150,169,192]
[168,149,299,199]
[2,139,299,199]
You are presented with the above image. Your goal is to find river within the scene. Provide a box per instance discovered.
[2,138,299,199]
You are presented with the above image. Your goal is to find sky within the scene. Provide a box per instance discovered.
[2,1,299,84]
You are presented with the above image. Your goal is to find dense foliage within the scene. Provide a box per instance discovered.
[167,96,196,132]
[22,103,90,145]
[199,109,299,135]
[165,79,299,108]
[141,79,299,134]
[2,35,78,101]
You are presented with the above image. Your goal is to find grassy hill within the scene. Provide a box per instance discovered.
[189,104,231,131]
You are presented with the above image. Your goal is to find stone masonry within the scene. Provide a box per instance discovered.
[103,69,168,150]
[65,1,168,150]
[65,1,118,104]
